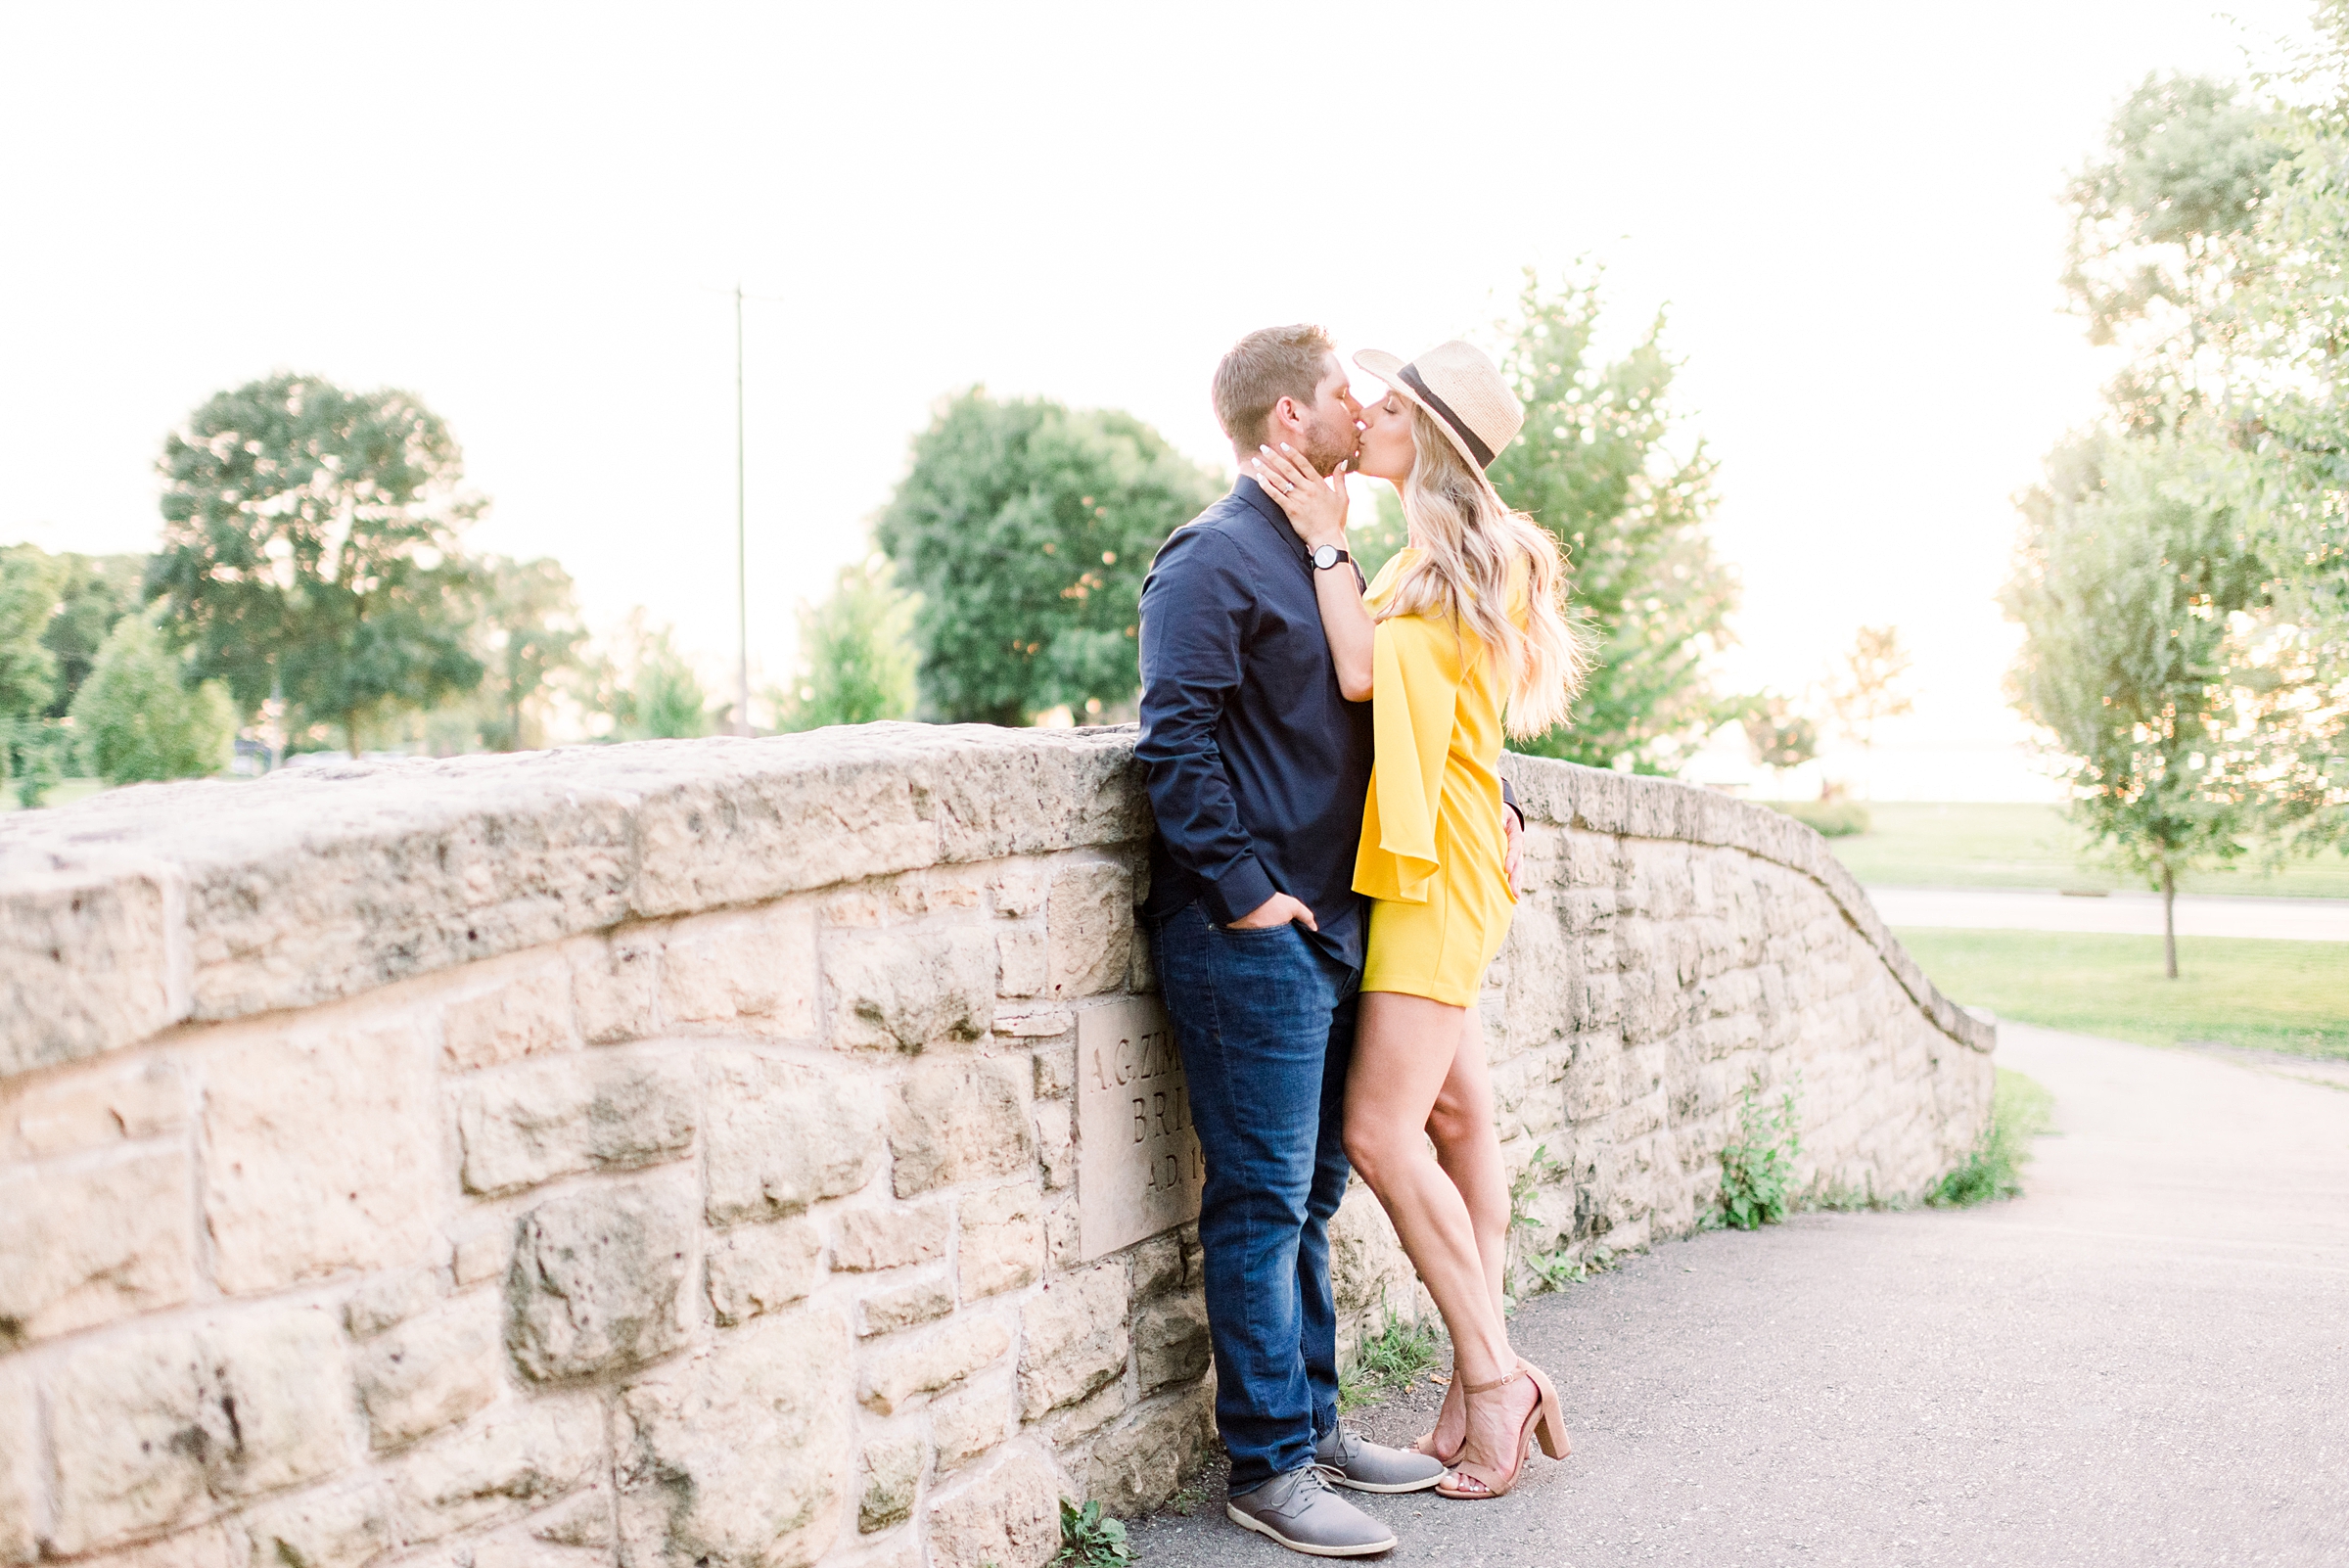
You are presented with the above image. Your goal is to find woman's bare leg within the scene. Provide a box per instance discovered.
[1420,1005,1511,1454]
[1345,993,1514,1390]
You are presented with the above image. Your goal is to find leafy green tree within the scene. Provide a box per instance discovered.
[1739,693,1819,774]
[474,556,589,752]
[0,545,64,720]
[877,391,1220,725]
[1828,625,1916,754]
[599,613,711,741]
[1487,273,1741,772]
[2004,439,2268,977]
[148,374,484,756]
[69,612,236,784]
[39,552,147,716]
[774,554,918,731]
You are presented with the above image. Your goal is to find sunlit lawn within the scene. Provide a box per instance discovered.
[1823,803,2349,899]
[0,777,110,812]
[1896,927,2349,1059]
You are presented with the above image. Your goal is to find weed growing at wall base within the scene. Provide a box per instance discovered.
[1339,1302,1443,1410]
[1716,1079,1802,1229]
[1931,1069,2054,1207]
[1057,1498,1133,1566]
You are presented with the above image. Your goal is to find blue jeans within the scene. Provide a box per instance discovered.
[1146,899,1357,1495]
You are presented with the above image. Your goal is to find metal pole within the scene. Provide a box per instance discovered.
[734,282,750,737]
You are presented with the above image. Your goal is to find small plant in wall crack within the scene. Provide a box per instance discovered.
[1339,1300,1444,1410]
[1056,1498,1133,1566]
[1716,1077,1802,1230]
[1503,1142,1570,1302]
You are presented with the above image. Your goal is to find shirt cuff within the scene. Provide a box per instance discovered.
[1200,855,1278,927]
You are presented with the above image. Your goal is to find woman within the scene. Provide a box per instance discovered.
[1251,338,1586,1501]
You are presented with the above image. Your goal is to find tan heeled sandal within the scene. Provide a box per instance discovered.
[1434,1362,1571,1500]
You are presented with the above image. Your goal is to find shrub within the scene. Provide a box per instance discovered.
[1718,1079,1801,1229]
[1931,1069,2053,1207]
[1056,1498,1132,1566]
[69,613,236,784]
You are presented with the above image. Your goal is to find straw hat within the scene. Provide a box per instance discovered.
[1354,341,1523,473]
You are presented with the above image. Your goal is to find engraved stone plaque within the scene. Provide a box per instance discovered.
[1076,997,1204,1261]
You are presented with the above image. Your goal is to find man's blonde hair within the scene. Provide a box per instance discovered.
[1212,325,1335,454]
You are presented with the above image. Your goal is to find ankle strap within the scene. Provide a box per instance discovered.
[1459,1368,1523,1395]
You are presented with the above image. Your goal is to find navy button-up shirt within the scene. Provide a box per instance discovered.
[1135,478,1377,969]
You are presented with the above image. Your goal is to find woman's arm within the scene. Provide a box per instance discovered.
[1253,442,1374,701]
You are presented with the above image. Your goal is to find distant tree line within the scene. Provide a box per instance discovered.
[2004,21,2349,974]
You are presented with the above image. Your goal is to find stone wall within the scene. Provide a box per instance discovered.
[0,724,1992,1568]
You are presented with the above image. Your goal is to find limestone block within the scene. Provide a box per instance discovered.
[356,1300,503,1450]
[615,1309,852,1568]
[526,1487,615,1549]
[859,1316,1012,1416]
[451,1223,510,1289]
[49,1306,353,1555]
[659,904,817,1038]
[930,1380,1012,1471]
[1017,1262,1128,1418]
[1033,1095,1075,1192]
[1046,861,1131,999]
[507,1177,695,1382]
[991,1007,1072,1039]
[990,865,1046,918]
[856,1277,954,1338]
[0,1149,193,1348]
[574,935,659,1044]
[1031,1043,1078,1100]
[826,927,995,1052]
[1128,1234,1183,1302]
[956,1183,1044,1301]
[1,1055,181,1162]
[703,1052,883,1223]
[201,1022,438,1296]
[200,1305,357,1499]
[1044,1202,1082,1271]
[1038,1379,1125,1450]
[467,1524,610,1568]
[925,1450,1058,1568]
[887,1057,1033,1197]
[1084,1385,1215,1516]
[0,1363,40,1566]
[705,1220,823,1327]
[75,1521,246,1568]
[856,1436,923,1533]
[0,866,175,1080]
[831,1205,947,1272]
[1133,1294,1211,1394]
[995,925,1047,1000]
[45,1324,210,1552]
[394,1397,604,1544]
[442,964,577,1072]
[458,1054,697,1196]
[344,1268,440,1340]
[240,1481,399,1568]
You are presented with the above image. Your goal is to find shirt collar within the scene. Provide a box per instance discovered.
[1233,476,1313,566]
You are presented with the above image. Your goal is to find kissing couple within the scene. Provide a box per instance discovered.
[1135,325,1588,1556]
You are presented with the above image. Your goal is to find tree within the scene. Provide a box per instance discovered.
[148,374,484,756]
[774,553,918,732]
[1740,693,1820,775]
[1828,625,1916,754]
[877,391,1220,725]
[474,556,589,752]
[0,545,63,721]
[2004,439,2269,977]
[69,612,236,784]
[38,552,147,717]
[599,613,711,741]
[1486,273,1740,772]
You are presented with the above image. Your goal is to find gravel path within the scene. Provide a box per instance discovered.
[1127,1023,2349,1566]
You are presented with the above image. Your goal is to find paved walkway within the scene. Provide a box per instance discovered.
[1864,886,2349,943]
[1128,1024,2349,1565]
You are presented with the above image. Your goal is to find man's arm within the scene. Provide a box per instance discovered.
[1135,528,1290,925]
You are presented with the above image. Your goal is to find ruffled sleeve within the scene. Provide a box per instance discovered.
[1354,554,1463,904]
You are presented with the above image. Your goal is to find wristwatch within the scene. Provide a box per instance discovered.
[1312,544,1351,572]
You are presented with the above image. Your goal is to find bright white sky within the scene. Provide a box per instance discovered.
[0,2,2317,794]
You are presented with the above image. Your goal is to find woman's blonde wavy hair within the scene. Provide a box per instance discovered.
[1378,406,1589,738]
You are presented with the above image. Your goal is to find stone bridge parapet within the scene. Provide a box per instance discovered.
[0,724,1992,1568]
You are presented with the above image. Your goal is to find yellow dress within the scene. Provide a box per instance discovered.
[1356,548,1524,1006]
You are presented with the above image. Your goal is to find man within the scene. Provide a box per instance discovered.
[1136,325,1521,1556]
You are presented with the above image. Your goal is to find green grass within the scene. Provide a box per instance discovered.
[1930,1069,2054,1207]
[1818,802,2349,899]
[1896,927,2349,1059]
[1337,1304,1442,1411]
[0,776,109,812]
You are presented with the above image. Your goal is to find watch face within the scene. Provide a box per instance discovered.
[1313,545,1337,569]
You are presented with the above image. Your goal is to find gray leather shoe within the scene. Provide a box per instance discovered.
[1226,1466,1398,1557]
[1314,1424,1447,1493]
